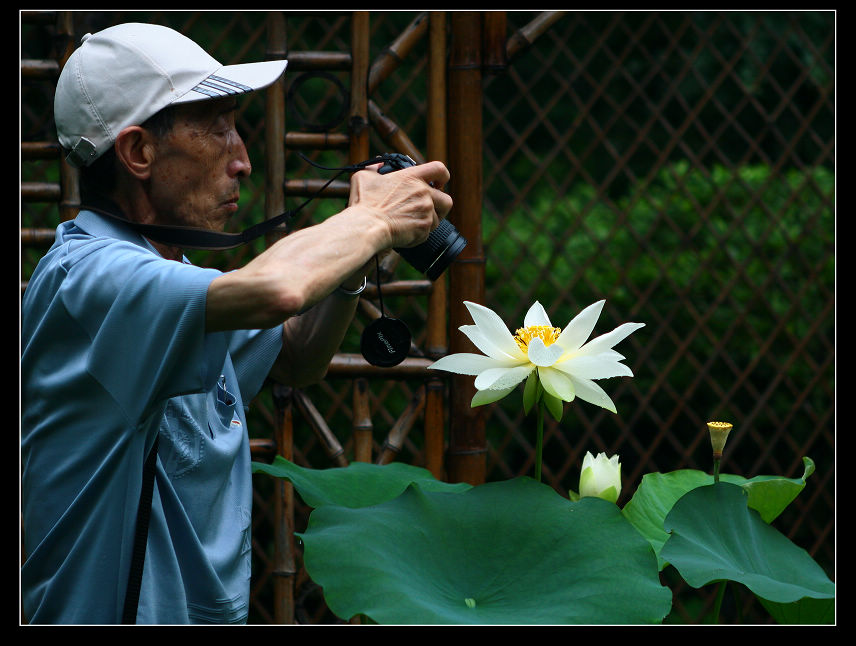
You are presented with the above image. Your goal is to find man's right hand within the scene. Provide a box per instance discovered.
[347,160,453,250]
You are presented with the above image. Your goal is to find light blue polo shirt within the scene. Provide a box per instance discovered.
[21,210,283,624]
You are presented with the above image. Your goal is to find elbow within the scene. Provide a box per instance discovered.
[289,363,330,389]
[269,282,314,323]
[272,290,306,322]
[272,350,331,388]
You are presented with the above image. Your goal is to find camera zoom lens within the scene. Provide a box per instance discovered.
[395,219,467,281]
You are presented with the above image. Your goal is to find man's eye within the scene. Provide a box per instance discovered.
[214,125,235,139]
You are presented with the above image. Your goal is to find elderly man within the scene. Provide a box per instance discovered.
[21,22,452,624]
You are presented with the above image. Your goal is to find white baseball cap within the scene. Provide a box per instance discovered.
[54,22,288,167]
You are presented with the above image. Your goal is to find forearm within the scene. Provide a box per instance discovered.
[205,205,387,332]
[268,283,363,387]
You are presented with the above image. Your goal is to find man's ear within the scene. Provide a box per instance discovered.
[114,126,156,180]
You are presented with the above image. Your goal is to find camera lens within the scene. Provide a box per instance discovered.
[395,219,467,281]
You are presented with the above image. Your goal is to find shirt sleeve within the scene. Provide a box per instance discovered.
[58,238,227,422]
[226,326,284,403]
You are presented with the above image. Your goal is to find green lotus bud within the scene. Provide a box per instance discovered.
[578,451,621,503]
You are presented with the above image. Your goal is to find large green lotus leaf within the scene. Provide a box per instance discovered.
[622,458,814,569]
[298,477,672,624]
[660,482,834,607]
[252,456,471,509]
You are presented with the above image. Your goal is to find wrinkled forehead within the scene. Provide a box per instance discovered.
[174,95,239,122]
[160,96,240,137]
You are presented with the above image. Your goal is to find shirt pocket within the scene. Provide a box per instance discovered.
[211,374,241,438]
[159,399,205,479]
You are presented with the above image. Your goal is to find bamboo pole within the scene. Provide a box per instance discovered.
[482,11,508,73]
[292,390,348,467]
[424,11,449,480]
[505,11,567,64]
[285,50,351,70]
[446,12,486,486]
[376,386,427,465]
[367,12,429,94]
[265,11,287,248]
[347,9,371,484]
[265,12,295,625]
[21,183,61,202]
[352,378,373,462]
[285,131,349,150]
[284,177,350,198]
[21,141,61,160]
[368,100,424,162]
[271,384,296,624]
[20,229,57,246]
[349,12,370,164]
[20,59,59,79]
[363,279,432,299]
[347,19,370,625]
[327,354,434,379]
[249,438,275,459]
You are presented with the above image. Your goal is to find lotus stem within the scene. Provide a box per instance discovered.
[535,403,544,483]
[712,580,727,623]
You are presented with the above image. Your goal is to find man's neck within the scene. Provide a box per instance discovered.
[146,238,184,262]
[105,192,185,262]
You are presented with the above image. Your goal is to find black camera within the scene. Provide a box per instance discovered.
[377,153,467,281]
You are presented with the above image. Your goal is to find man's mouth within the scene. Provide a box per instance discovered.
[223,196,240,213]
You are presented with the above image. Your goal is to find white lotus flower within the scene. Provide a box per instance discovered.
[578,451,622,503]
[428,300,644,413]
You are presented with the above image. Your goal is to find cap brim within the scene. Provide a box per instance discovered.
[175,59,288,103]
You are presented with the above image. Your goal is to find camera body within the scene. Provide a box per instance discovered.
[377,153,467,281]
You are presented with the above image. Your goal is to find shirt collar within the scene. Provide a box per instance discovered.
[73,209,170,259]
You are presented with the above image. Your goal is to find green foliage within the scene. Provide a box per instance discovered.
[622,457,815,569]
[661,482,834,623]
[487,161,834,320]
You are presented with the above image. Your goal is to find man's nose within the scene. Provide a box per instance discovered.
[228,132,252,178]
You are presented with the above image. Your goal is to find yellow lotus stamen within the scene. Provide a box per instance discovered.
[513,325,562,352]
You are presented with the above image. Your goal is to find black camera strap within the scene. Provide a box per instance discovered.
[82,201,298,251]
[121,435,158,624]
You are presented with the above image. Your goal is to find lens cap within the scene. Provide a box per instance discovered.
[361,317,412,367]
